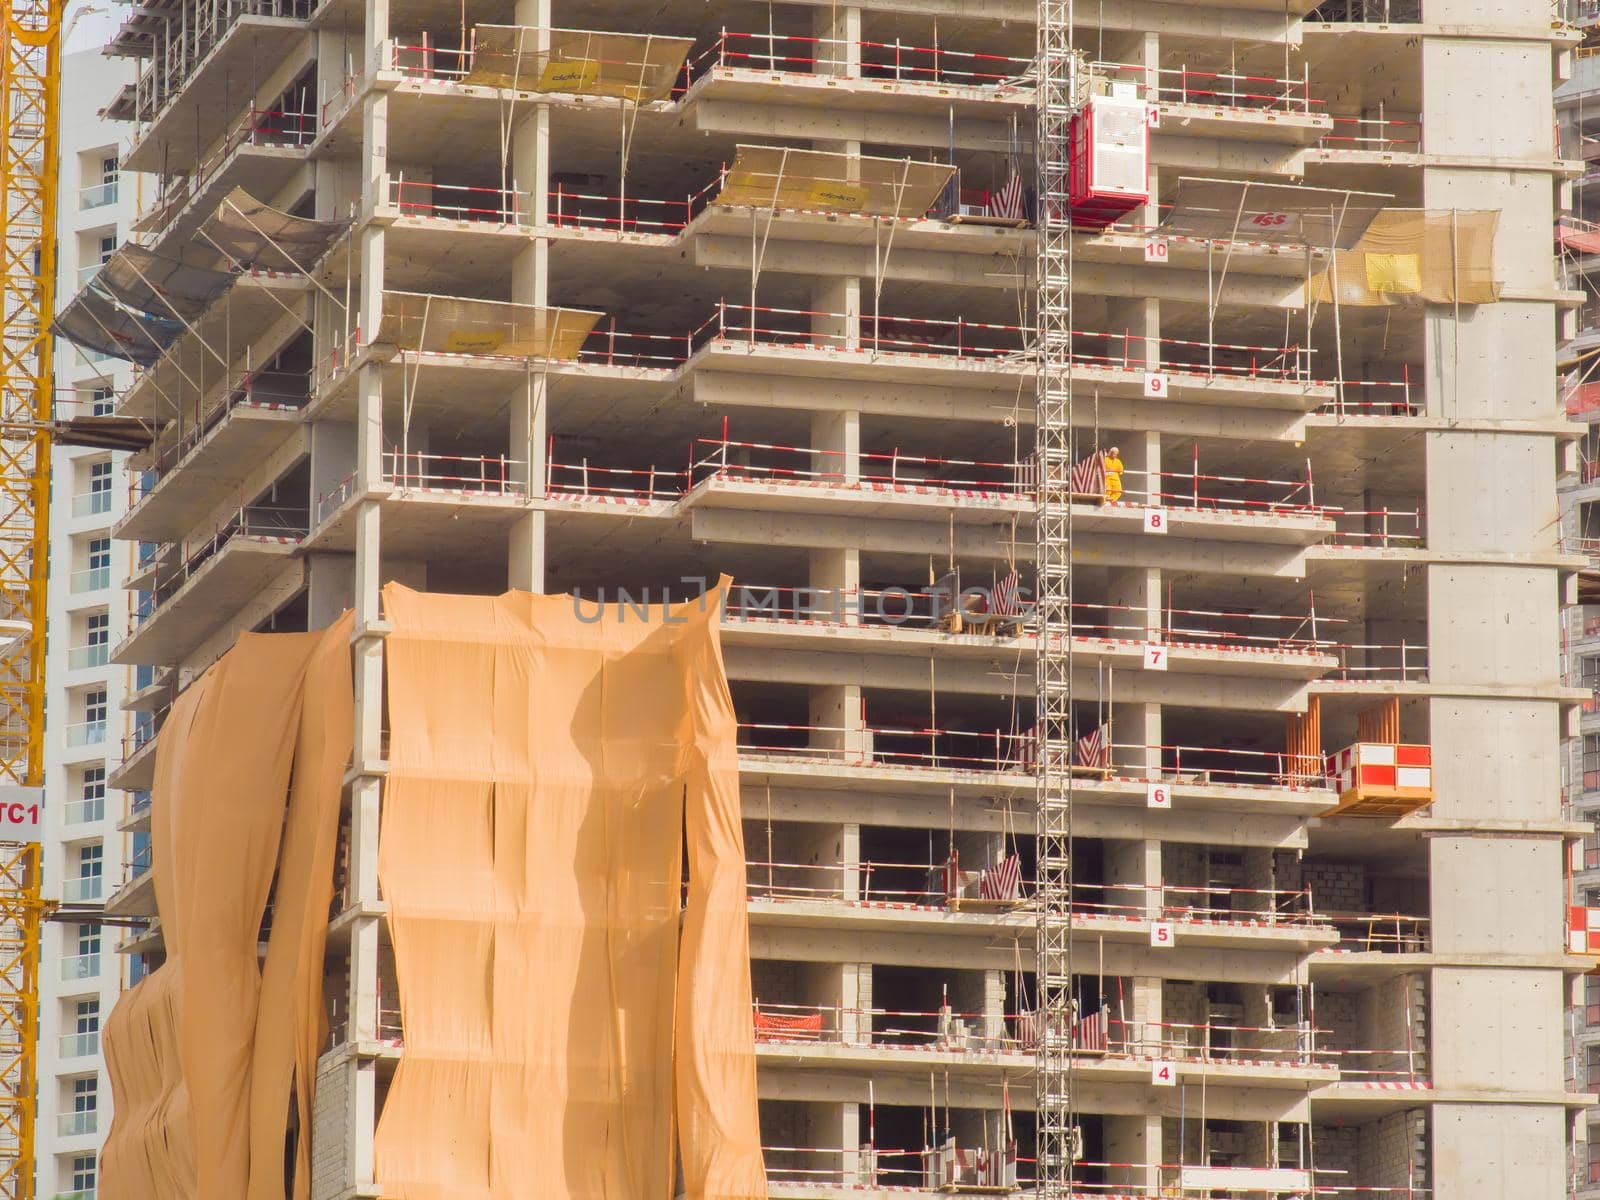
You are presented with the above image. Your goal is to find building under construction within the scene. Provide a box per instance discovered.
[57,0,1596,1193]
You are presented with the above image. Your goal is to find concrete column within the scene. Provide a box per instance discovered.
[507,1,551,590]
[813,5,861,78]
[810,683,866,763]
[811,279,862,643]
[1105,1114,1161,1192]
[345,0,390,1187]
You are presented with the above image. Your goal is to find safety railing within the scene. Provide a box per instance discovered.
[752,864,1319,928]
[1324,641,1429,682]
[134,504,308,626]
[736,722,1331,789]
[320,64,364,128]
[725,583,1341,657]
[1324,912,1430,953]
[697,301,1317,383]
[1309,0,1421,20]
[316,473,357,524]
[545,456,685,502]
[137,105,316,230]
[388,35,471,81]
[690,437,1030,499]
[1317,367,1419,416]
[389,176,527,225]
[686,31,1035,91]
[1324,508,1425,549]
[1319,113,1423,153]
[384,450,527,497]
[550,174,724,235]
[1090,59,1318,115]
[138,370,310,487]
[737,721,1034,774]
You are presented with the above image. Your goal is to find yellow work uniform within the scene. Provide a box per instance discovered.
[1102,454,1124,502]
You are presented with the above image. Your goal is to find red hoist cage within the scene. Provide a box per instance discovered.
[1067,88,1150,230]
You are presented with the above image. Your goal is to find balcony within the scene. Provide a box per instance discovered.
[68,566,111,594]
[66,643,109,672]
[56,1110,98,1138]
[59,953,100,983]
[70,490,112,519]
[62,876,104,904]
[58,1030,99,1059]
[63,720,106,748]
[79,178,118,210]
[62,796,105,827]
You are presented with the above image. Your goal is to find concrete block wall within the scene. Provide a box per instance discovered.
[1303,862,1366,914]
[1358,1110,1428,1191]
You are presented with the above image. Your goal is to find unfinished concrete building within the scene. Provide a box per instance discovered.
[69,0,1592,1193]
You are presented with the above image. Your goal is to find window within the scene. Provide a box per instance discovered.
[100,156,118,185]
[85,612,108,651]
[88,461,111,497]
[75,844,102,902]
[84,689,106,727]
[70,767,104,825]
[1586,833,1599,872]
[1590,1127,1600,1183]
[74,998,99,1036]
[90,387,114,417]
[1586,1044,1600,1091]
[76,926,99,959]
[70,1152,96,1192]
[97,234,116,265]
[1586,975,1600,1026]
[72,1076,96,1114]
[88,538,110,573]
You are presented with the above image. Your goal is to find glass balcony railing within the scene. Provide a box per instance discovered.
[59,953,100,982]
[64,721,106,748]
[79,178,118,209]
[69,566,110,594]
[62,797,104,826]
[56,1110,98,1138]
[58,1030,98,1059]
[70,490,112,519]
[62,876,103,903]
[67,644,109,671]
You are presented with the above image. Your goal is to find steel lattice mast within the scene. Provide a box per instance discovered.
[0,0,59,1194]
[1034,2,1081,1198]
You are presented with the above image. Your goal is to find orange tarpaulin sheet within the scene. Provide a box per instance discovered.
[375,581,764,1200]
[101,618,353,1200]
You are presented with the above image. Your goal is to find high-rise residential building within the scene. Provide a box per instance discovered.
[37,12,143,1199]
[45,0,1593,1194]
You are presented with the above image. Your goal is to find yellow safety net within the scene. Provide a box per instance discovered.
[375,291,602,359]
[1308,209,1501,306]
[466,26,694,102]
[100,617,354,1200]
[374,580,765,1200]
[713,145,956,219]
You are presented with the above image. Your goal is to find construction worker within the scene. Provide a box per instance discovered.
[1102,445,1124,503]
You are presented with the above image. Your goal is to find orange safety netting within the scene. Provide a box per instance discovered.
[101,617,354,1200]
[375,580,764,1200]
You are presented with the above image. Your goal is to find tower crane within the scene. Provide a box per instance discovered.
[0,0,63,1193]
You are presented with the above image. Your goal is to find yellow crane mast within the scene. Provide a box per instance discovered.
[0,0,61,1194]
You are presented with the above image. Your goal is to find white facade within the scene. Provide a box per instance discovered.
[37,15,142,1199]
